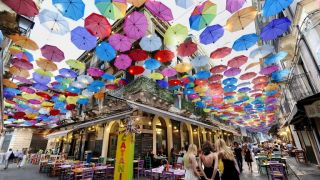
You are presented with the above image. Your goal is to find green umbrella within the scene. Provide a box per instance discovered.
[95,0,127,20]
[164,24,188,46]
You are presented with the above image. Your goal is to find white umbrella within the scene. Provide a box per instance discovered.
[249,44,274,59]
[38,9,70,35]
[139,34,162,52]
[192,55,210,68]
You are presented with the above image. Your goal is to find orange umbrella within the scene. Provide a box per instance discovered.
[3,79,17,88]
[127,0,146,7]
[94,91,105,100]
[9,45,24,54]
[9,66,30,78]
[225,6,257,32]
[36,58,58,71]
[9,34,39,50]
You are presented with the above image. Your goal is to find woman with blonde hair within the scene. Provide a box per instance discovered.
[216,139,240,180]
[183,144,201,180]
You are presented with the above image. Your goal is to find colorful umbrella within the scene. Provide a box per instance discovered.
[210,47,232,59]
[87,67,104,77]
[59,68,77,78]
[53,0,85,21]
[208,74,223,82]
[13,51,34,62]
[12,58,33,70]
[144,58,161,70]
[114,54,132,70]
[65,59,85,70]
[224,67,241,77]
[9,34,38,50]
[3,79,18,88]
[195,70,211,79]
[85,13,111,39]
[175,62,192,73]
[177,40,197,57]
[78,75,94,84]
[128,66,145,75]
[260,17,291,41]
[35,68,54,77]
[271,69,289,82]
[249,45,274,59]
[262,0,293,17]
[95,0,127,20]
[227,55,248,68]
[189,0,217,31]
[36,58,58,71]
[33,83,48,90]
[264,51,288,65]
[14,76,32,84]
[124,11,148,40]
[226,6,258,32]
[164,24,188,46]
[127,0,146,7]
[38,9,69,35]
[223,77,237,85]
[200,24,224,45]
[150,72,163,80]
[9,66,30,78]
[139,34,162,51]
[96,42,116,62]
[260,64,279,75]
[232,33,258,51]
[245,61,262,71]
[175,0,194,8]
[252,76,268,84]
[101,73,115,81]
[145,0,173,21]
[226,0,245,13]
[40,44,64,62]
[210,65,227,73]
[239,72,257,80]
[109,33,132,52]
[155,50,174,63]
[71,26,96,51]
[32,72,51,85]
[2,0,39,17]
[128,49,148,61]
[192,55,210,68]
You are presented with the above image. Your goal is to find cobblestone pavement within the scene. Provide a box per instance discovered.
[286,157,320,180]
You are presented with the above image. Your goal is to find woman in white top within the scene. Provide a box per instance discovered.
[183,144,201,180]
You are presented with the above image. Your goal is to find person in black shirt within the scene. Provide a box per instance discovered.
[234,142,243,173]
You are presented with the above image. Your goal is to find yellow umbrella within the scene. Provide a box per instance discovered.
[9,66,30,78]
[36,58,58,71]
[194,85,208,93]
[9,34,39,50]
[127,0,146,7]
[265,83,279,91]
[9,45,24,54]
[35,69,54,77]
[203,108,211,113]
[192,98,201,102]
[3,79,17,88]
[41,101,54,107]
[245,61,262,71]
[164,23,188,46]
[175,62,192,73]
[25,113,38,119]
[4,101,15,108]
[149,72,164,80]
[226,6,257,32]
[66,59,85,70]
[21,93,41,100]
[66,96,79,104]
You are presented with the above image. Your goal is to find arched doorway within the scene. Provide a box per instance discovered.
[192,125,200,148]
[156,117,167,156]
[181,123,190,151]
[108,122,119,158]
[171,120,181,151]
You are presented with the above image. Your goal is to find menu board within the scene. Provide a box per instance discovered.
[134,133,153,158]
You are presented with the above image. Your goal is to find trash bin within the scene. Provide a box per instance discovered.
[85,151,92,163]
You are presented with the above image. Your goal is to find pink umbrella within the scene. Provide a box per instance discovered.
[40,45,65,62]
[260,64,279,75]
[11,58,33,70]
[109,33,132,52]
[208,74,223,82]
[227,55,248,68]
[210,65,227,74]
[224,67,241,77]
[124,11,148,40]
[226,0,245,13]
[87,67,104,77]
[145,0,173,21]
[14,76,33,84]
[19,86,35,93]
[114,54,132,70]
[28,99,41,104]
[161,67,177,77]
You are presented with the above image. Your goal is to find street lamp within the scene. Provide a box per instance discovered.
[16,14,34,35]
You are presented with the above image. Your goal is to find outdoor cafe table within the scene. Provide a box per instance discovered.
[151,166,185,179]
[72,166,108,179]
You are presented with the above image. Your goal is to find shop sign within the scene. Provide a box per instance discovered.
[304,100,320,118]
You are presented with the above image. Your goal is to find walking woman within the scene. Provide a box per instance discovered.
[183,144,201,180]
[243,144,253,172]
[199,141,219,180]
[216,139,240,180]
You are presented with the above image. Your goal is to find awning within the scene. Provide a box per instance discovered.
[127,100,215,129]
[46,129,72,139]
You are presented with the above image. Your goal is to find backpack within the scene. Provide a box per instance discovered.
[9,152,15,160]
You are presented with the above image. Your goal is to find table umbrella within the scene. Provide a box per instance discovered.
[9,34,38,50]
[35,69,54,77]
[189,0,217,31]
[232,33,258,51]
[139,34,162,51]
[223,77,238,85]
[36,58,58,71]
[127,0,146,7]
[128,66,145,75]
[87,67,104,77]
[155,50,174,63]
[52,0,85,21]
[114,54,132,70]
[96,42,116,62]
[210,47,232,59]
[264,51,288,65]
[85,13,111,39]
[224,67,241,77]
[262,0,293,17]
[227,55,248,68]
[145,0,173,21]
[124,11,148,40]
[260,64,279,75]
[260,17,291,41]
[175,62,192,73]
[32,72,51,85]
[239,72,257,80]
[40,44,64,62]
[192,55,210,68]
[12,58,33,70]
[65,59,85,70]
[226,6,257,32]
[161,67,177,77]
[164,24,188,46]
[226,0,245,13]
[200,24,224,45]
[109,33,132,52]
[38,9,69,35]
[144,58,161,70]
[128,49,148,61]
[9,66,30,78]
[210,65,227,73]
[95,0,127,20]
[71,26,97,51]
[77,75,94,84]
[208,74,223,82]
[177,40,197,57]
[249,45,274,59]
[2,0,39,17]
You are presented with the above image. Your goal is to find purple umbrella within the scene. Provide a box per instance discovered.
[19,86,36,94]
[40,44,65,62]
[124,11,148,40]
[161,67,177,77]
[226,0,245,13]
[87,67,104,77]
[28,99,41,104]
[33,83,49,91]
[59,68,78,78]
[109,33,132,52]
[114,54,132,70]
[224,67,241,77]
[145,0,173,21]
[32,72,51,85]
[14,76,33,84]
[260,64,279,75]
[200,24,224,45]
[71,26,97,50]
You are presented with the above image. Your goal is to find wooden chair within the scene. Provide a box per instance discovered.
[269,163,287,180]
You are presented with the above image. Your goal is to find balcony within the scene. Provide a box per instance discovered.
[287,73,316,101]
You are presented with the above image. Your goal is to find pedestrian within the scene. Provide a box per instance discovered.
[183,144,201,180]
[215,139,240,180]
[243,144,253,172]
[199,141,219,180]
[233,142,243,173]
[18,150,27,168]
[4,148,14,169]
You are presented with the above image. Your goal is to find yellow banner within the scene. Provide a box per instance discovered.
[114,131,135,180]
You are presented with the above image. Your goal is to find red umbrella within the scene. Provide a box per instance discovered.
[155,50,174,63]
[11,58,33,70]
[50,109,60,116]
[84,13,111,39]
[177,41,197,57]
[105,84,119,90]
[253,82,268,90]
[210,47,232,59]
[66,104,76,110]
[65,92,78,97]
[195,79,208,86]
[128,49,148,61]
[128,66,145,75]
[227,55,248,68]
[224,91,237,96]
[210,65,227,74]
[2,0,39,17]
[252,76,268,84]
[169,79,181,86]
[40,45,65,62]
[124,11,148,39]
[36,92,51,100]
[239,72,257,80]
[208,74,223,82]
[13,112,26,119]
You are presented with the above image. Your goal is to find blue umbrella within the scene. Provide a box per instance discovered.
[224,96,234,100]
[192,55,210,67]
[32,72,51,85]
[140,34,162,52]
[266,90,278,96]
[0,30,3,45]
[185,83,195,88]
[183,89,195,95]
[194,70,211,79]
[238,87,251,93]
[4,88,20,95]
[33,83,49,91]
[175,0,193,8]
[224,85,237,92]
[102,73,115,81]
[87,81,104,92]
[71,26,97,50]
[262,0,293,17]
[264,51,288,65]
[249,45,274,59]
[271,69,290,82]
[200,24,224,45]
[232,33,258,51]
[59,68,78,78]
[260,17,291,41]
[39,9,70,35]
[156,80,169,88]
[67,86,81,94]
[237,82,251,87]
[52,83,67,91]
[52,0,85,21]
[144,58,161,70]
[169,85,181,91]
[196,101,205,108]
[222,77,237,85]
[78,98,89,104]
[96,42,116,62]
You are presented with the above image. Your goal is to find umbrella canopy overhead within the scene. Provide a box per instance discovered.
[52,0,85,21]
[40,45,64,62]
[262,0,293,17]
[210,47,232,59]
[260,17,291,41]
[175,0,194,8]
[2,0,39,17]
[140,34,162,51]
[226,0,245,13]
[200,24,224,45]
[95,0,127,20]
[189,0,217,31]
[226,6,257,32]
[249,45,274,59]
[114,54,132,70]
[85,13,111,39]
[177,40,197,57]
[145,0,173,21]
[39,9,69,35]
[164,24,188,46]
[264,51,288,65]
[71,26,97,50]
[96,42,116,62]
[124,11,148,40]
[127,0,146,7]
[232,33,258,51]
[9,34,39,50]
[192,55,210,68]
[109,33,132,52]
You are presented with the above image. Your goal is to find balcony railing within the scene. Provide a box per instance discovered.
[287,73,316,101]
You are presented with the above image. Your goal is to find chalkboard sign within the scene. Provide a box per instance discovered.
[134,133,153,158]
